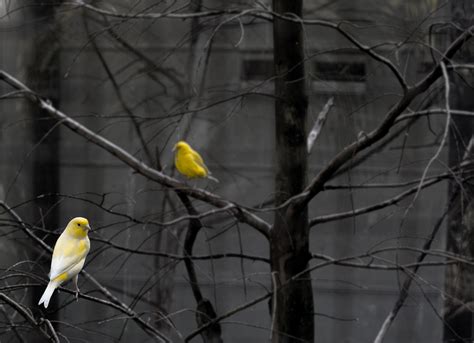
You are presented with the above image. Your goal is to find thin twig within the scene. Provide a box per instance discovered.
[401,61,452,214]
[270,271,278,341]
[309,173,471,226]
[372,208,449,343]
[0,293,55,342]
[43,319,60,343]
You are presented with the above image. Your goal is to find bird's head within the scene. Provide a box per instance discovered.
[65,217,92,238]
[173,141,191,152]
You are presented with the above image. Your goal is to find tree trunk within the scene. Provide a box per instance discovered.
[271,1,314,342]
[443,1,474,341]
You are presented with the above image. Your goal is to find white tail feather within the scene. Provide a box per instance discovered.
[38,282,58,308]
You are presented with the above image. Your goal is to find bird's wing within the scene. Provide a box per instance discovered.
[49,235,90,280]
[190,150,210,174]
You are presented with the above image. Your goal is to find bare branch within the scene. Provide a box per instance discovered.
[185,241,474,342]
[310,174,455,227]
[85,17,154,164]
[177,192,223,342]
[43,319,60,343]
[0,70,271,238]
[185,292,271,342]
[270,271,279,341]
[403,61,452,210]
[0,200,171,343]
[372,205,450,343]
[70,1,254,20]
[76,3,409,89]
[295,26,473,209]
[396,109,474,123]
[0,293,56,342]
[323,168,473,190]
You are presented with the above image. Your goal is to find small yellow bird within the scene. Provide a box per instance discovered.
[173,141,219,182]
[38,217,91,308]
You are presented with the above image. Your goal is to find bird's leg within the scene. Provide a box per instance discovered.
[73,275,79,301]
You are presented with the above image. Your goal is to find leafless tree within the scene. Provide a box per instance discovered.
[0,1,473,342]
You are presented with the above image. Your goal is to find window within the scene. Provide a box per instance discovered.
[312,56,367,94]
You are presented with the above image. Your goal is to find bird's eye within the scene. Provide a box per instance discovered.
[77,223,81,227]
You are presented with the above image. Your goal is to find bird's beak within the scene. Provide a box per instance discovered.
[85,224,92,232]
[172,145,176,151]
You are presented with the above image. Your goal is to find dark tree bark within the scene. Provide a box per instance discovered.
[443,1,474,341]
[25,0,62,316]
[271,1,314,342]
[178,193,223,343]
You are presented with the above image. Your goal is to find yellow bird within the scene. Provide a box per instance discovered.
[173,141,219,182]
[38,217,91,308]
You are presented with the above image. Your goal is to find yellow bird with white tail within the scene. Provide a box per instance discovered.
[173,141,219,182]
[38,217,91,308]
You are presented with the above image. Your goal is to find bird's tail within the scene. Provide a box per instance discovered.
[207,175,219,183]
[38,281,58,308]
